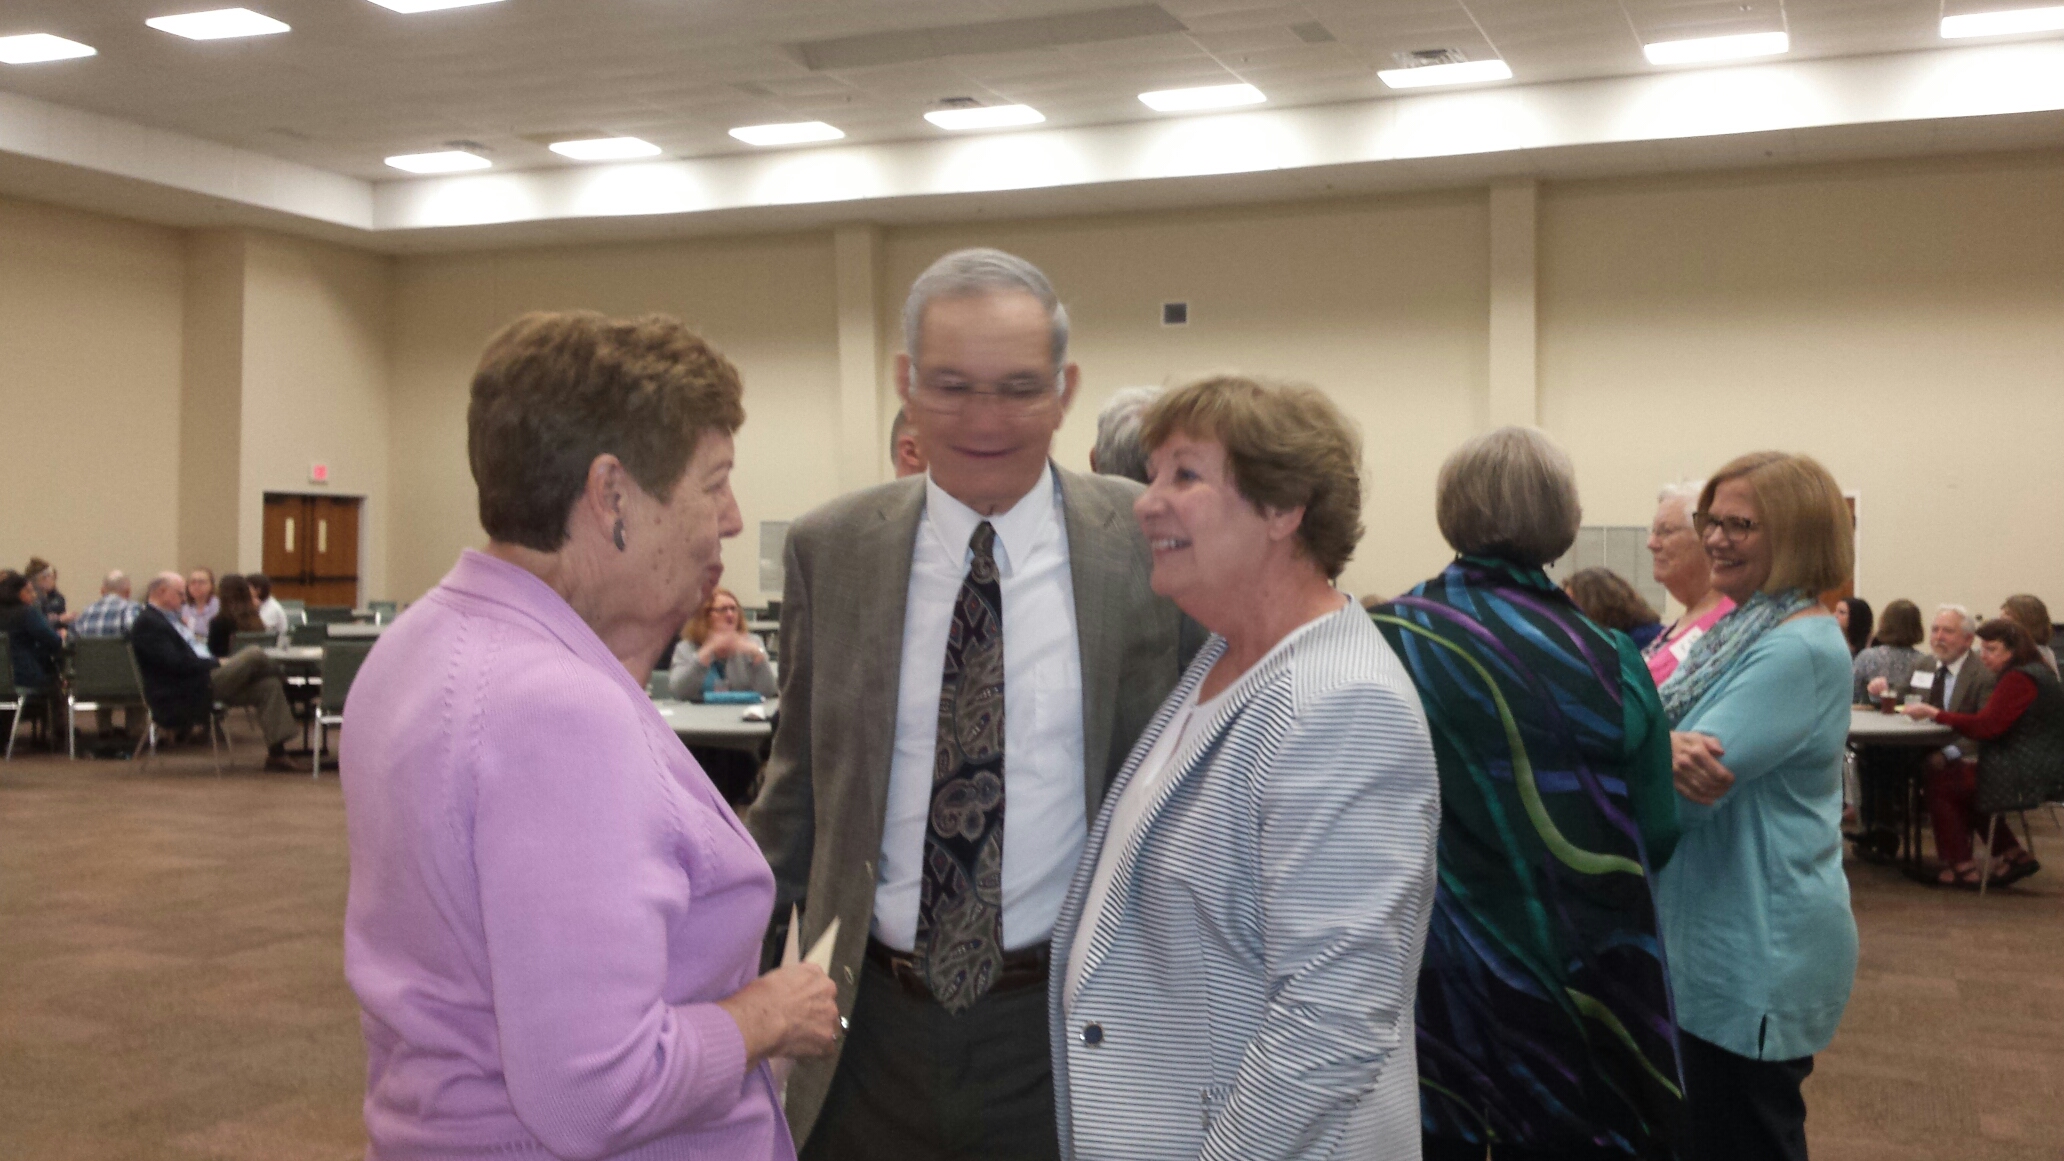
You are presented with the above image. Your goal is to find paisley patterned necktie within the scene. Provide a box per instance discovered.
[914,520,1006,1012]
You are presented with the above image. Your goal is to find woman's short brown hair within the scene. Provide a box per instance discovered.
[1435,427,1582,568]
[1975,617,2043,669]
[2001,594,2052,648]
[1139,375,1363,580]
[1563,568,1659,633]
[470,311,745,552]
[1699,452,1853,595]
[1874,598,1925,649]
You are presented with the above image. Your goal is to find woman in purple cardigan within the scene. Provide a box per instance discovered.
[342,312,839,1161]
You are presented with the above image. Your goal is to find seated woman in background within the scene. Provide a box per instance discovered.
[1836,596,1873,657]
[1657,451,1857,1161]
[668,586,776,702]
[1379,428,1684,1161]
[1855,598,1928,705]
[206,575,267,660]
[1564,566,1666,651]
[1,570,65,693]
[1901,618,2060,888]
[1644,481,1734,686]
[2000,593,2058,677]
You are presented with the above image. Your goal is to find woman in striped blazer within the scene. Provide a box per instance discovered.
[1050,376,1440,1161]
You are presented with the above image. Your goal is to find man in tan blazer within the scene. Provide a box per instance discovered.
[749,249,1194,1160]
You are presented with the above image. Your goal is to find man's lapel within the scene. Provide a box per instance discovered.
[849,482,925,825]
[1057,466,1144,819]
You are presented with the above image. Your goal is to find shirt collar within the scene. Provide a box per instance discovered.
[922,461,1058,576]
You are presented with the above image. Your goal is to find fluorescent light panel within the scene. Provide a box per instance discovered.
[1642,30,1789,65]
[146,8,291,40]
[386,150,491,174]
[1941,5,2064,37]
[365,0,503,11]
[549,136,662,161]
[728,121,847,146]
[1138,82,1266,112]
[924,104,1045,130]
[1377,58,1513,89]
[0,33,97,63]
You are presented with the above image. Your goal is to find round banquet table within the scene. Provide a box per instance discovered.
[1847,706,1954,878]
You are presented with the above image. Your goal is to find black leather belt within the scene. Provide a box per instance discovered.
[865,935,1050,1001]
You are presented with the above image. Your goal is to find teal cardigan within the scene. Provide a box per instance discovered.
[1656,616,1857,1061]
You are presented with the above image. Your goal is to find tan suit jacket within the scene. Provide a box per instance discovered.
[1901,650,1998,753]
[746,465,1196,1142]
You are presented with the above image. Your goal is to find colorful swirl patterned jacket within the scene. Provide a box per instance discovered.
[1375,557,1686,1158]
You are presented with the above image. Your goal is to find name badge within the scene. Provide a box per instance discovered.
[1909,669,1936,690]
[1669,626,1705,663]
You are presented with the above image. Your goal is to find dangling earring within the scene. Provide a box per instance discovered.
[612,520,627,552]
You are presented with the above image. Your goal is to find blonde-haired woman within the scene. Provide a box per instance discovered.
[1658,451,1857,1161]
[669,586,777,702]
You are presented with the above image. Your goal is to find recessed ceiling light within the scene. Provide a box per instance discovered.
[728,121,847,147]
[1138,82,1267,112]
[385,150,491,174]
[365,0,503,11]
[146,8,291,40]
[0,33,97,64]
[548,136,663,161]
[1642,30,1789,65]
[924,104,1045,131]
[1376,59,1513,89]
[1941,5,2064,37]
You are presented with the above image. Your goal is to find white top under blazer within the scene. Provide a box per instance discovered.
[1048,598,1440,1161]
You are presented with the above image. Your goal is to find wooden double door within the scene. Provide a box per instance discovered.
[262,494,361,607]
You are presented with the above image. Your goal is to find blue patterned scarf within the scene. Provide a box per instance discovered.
[1659,588,1818,726]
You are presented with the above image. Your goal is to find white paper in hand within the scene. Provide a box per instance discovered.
[770,912,840,1106]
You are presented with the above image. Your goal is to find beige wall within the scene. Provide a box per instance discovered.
[4,151,2060,623]
[883,192,1492,602]
[1540,153,2064,619]
[238,232,395,601]
[388,232,842,603]
[0,195,186,595]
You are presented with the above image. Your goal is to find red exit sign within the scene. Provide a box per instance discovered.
[310,463,330,484]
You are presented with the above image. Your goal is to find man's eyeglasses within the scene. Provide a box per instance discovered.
[910,377,1061,416]
[1692,511,1761,541]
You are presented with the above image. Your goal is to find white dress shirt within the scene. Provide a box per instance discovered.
[873,463,1086,952]
[1939,650,1968,762]
[257,596,287,636]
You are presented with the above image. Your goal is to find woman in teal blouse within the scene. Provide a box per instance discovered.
[1656,451,1857,1161]
[1376,428,1686,1161]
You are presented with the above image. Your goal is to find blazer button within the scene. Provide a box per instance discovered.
[1081,1023,1104,1046]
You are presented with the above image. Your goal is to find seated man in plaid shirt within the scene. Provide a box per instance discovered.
[72,570,146,751]
[74,571,143,638]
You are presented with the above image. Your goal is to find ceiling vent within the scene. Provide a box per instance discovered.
[1393,48,1470,69]
[1289,21,1336,44]
[788,3,1186,72]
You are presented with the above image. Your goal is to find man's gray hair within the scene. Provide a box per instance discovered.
[1936,603,1977,633]
[902,247,1070,375]
[1092,386,1162,484]
[1435,426,1583,568]
[1656,480,1704,522]
[102,569,129,594]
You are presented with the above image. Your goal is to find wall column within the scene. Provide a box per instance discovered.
[833,223,884,490]
[179,229,247,574]
[1487,180,1539,428]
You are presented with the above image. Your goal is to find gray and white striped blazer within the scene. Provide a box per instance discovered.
[1049,601,1439,1161]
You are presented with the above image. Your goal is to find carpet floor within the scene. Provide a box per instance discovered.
[2,731,2060,1160]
